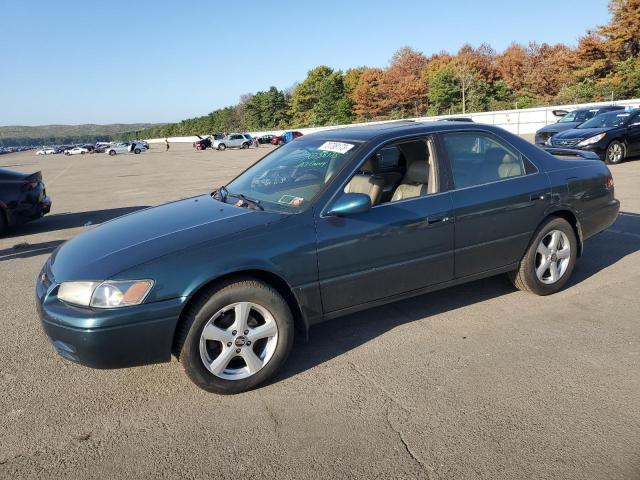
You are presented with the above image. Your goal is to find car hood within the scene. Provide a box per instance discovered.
[537,122,580,134]
[553,127,613,140]
[50,194,284,281]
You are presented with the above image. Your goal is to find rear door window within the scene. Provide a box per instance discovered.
[441,132,527,189]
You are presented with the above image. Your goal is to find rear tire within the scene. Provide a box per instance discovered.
[175,278,294,394]
[509,217,577,295]
[108,150,116,156]
[134,148,141,154]
[605,140,625,164]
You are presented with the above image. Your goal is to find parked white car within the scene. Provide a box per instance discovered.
[64,147,89,155]
[105,142,146,156]
[212,134,251,150]
[36,148,56,155]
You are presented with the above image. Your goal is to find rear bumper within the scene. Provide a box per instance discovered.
[581,198,620,241]
[36,276,185,369]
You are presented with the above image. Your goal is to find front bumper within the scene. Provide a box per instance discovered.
[36,268,186,369]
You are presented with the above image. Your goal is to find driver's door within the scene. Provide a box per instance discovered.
[314,137,455,313]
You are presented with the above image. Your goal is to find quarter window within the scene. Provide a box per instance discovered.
[442,132,526,189]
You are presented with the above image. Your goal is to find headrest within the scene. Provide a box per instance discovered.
[501,153,518,164]
[485,148,507,165]
[360,155,378,173]
[404,160,428,184]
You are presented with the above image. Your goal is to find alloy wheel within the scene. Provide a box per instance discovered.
[607,143,623,163]
[199,301,278,380]
[535,230,571,284]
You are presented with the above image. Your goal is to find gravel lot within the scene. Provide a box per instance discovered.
[0,142,639,479]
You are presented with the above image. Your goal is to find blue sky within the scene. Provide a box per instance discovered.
[0,0,609,126]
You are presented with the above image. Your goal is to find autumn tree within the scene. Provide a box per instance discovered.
[496,43,528,92]
[352,68,386,120]
[382,47,429,117]
[597,0,640,59]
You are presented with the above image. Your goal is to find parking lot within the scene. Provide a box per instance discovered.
[1,142,639,479]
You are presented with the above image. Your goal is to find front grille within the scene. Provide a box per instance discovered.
[551,137,583,148]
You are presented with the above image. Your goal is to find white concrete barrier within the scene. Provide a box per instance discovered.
[145,98,640,143]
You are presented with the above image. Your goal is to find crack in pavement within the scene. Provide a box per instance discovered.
[386,405,433,479]
[262,400,280,436]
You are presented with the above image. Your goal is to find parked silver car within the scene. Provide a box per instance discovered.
[212,134,251,150]
[106,142,146,156]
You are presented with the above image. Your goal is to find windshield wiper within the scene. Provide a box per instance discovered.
[228,192,264,211]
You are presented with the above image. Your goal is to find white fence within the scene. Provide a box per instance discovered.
[145,98,640,143]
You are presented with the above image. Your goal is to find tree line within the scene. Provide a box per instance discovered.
[121,0,639,140]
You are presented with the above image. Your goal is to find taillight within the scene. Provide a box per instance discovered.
[606,174,614,189]
[22,181,38,191]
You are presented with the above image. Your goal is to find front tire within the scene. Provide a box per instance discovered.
[134,148,141,154]
[241,142,249,149]
[175,278,294,394]
[108,150,116,156]
[605,140,625,164]
[509,217,577,295]
[218,143,226,151]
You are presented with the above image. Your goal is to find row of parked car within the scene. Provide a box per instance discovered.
[535,105,640,164]
[193,131,304,150]
[0,146,34,155]
[36,141,150,157]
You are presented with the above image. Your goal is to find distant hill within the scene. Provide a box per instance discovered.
[0,123,165,146]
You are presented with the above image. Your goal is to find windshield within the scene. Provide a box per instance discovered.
[558,110,594,123]
[223,139,359,212]
[577,111,631,129]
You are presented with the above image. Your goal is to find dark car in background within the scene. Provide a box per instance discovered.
[258,134,274,144]
[535,105,625,146]
[193,136,212,150]
[36,121,619,394]
[0,168,51,234]
[548,109,640,164]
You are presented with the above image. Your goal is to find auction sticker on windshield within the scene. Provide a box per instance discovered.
[318,141,355,154]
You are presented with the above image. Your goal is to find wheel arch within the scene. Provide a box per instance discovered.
[540,208,583,257]
[172,269,307,357]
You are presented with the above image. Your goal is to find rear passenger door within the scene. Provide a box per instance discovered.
[439,131,551,279]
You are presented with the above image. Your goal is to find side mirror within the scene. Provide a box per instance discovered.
[326,193,371,217]
[552,109,569,117]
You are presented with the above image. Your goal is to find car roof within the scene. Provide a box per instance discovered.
[300,120,499,143]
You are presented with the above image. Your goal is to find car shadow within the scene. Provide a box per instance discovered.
[276,211,640,384]
[278,276,514,383]
[0,240,66,262]
[3,206,150,238]
[568,211,640,286]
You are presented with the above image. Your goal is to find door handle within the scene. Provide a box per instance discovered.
[529,192,549,202]
[427,215,450,225]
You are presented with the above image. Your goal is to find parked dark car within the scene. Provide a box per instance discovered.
[1,169,51,234]
[193,136,213,150]
[439,117,474,122]
[535,105,625,146]
[547,109,640,164]
[271,131,303,145]
[36,122,619,393]
[258,134,274,144]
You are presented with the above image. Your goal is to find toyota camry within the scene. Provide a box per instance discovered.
[36,121,619,394]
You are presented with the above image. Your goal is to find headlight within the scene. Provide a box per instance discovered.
[577,132,606,147]
[545,137,553,146]
[58,280,153,308]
